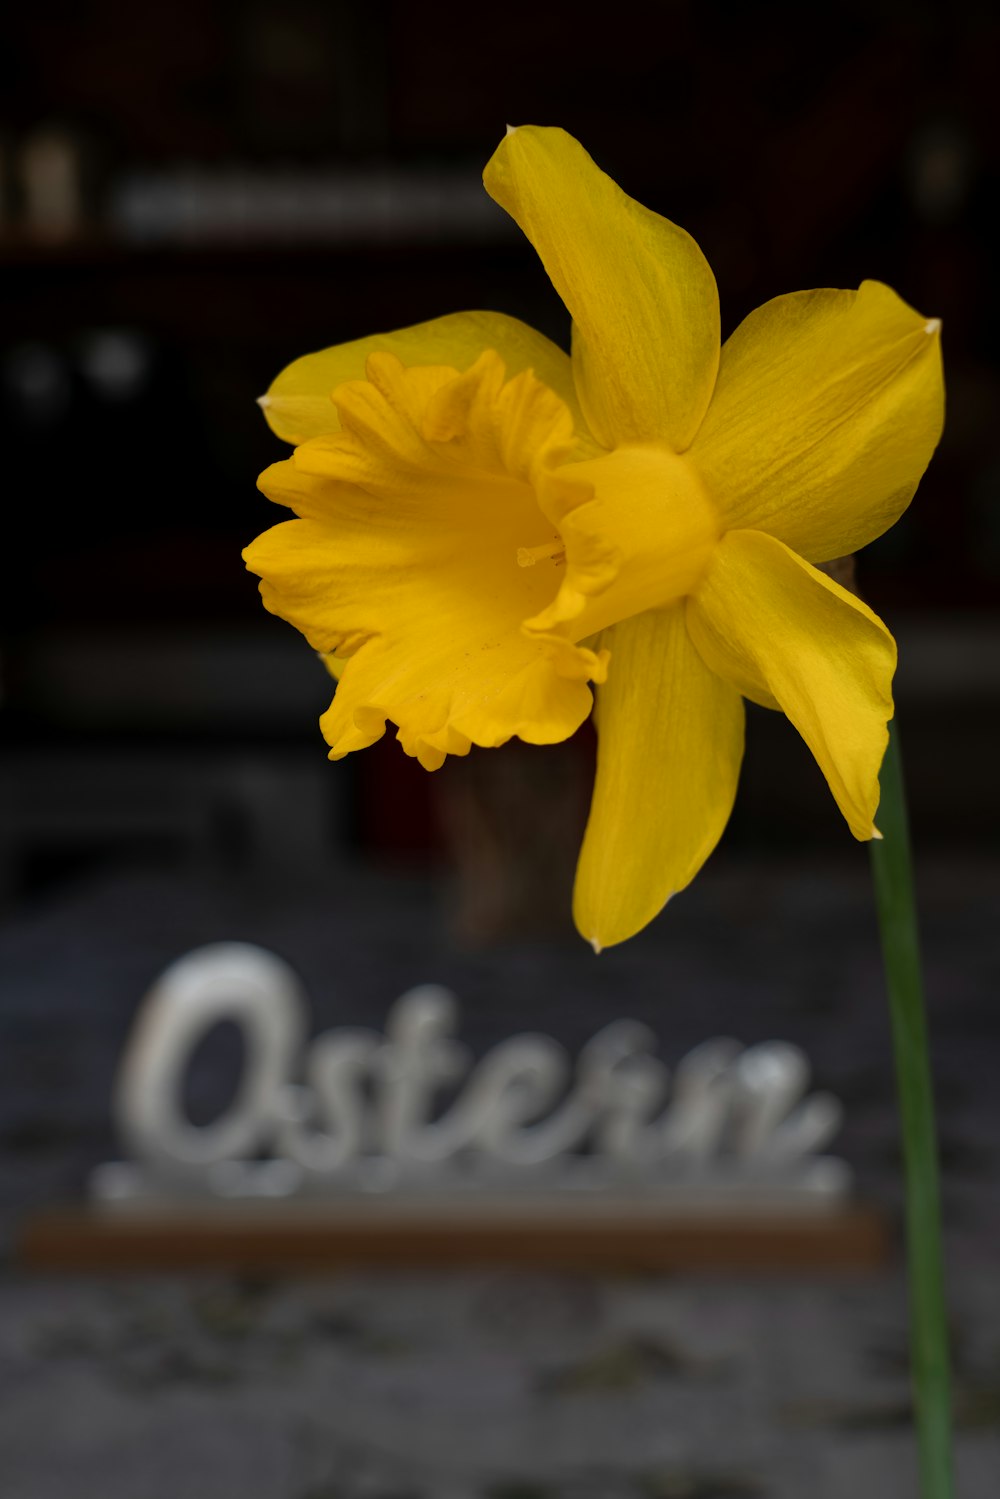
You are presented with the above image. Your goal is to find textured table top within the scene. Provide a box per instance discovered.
[1,853,998,1498]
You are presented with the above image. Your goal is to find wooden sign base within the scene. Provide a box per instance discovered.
[18,1201,889,1274]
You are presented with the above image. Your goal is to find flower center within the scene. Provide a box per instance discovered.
[524,443,721,648]
[517,538,567,568]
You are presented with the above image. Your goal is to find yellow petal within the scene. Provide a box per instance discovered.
[260,310,581,445]
[484,126,720,451]
[573,606,745,950]
[690,281,944,562]
[254,449,344,522]
[244,352,606,769]
[686,530,896,839]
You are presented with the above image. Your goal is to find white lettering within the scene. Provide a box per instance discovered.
[108,943,844,1195]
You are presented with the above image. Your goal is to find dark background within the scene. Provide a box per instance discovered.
[1,6,999,1497]
[1,0,998,888]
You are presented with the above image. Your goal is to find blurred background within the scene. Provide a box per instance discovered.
[1,3,999,1496]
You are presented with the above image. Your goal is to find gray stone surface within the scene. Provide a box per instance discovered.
[1,853,999,1497]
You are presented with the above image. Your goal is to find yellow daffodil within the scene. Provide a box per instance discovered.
[244,126,944,950]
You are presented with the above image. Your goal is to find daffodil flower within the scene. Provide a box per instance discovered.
[244,126,944,950]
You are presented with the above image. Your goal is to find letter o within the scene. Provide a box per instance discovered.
[114,942,307,1175]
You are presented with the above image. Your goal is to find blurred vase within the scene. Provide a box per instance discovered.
[434,733,594,944]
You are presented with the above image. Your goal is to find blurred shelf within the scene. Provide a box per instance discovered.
[4,627,332,733]
[5,617,998,735]
[0,238,549,346]
[0,238,515,271]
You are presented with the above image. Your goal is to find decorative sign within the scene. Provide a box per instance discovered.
[91,943,851,1214]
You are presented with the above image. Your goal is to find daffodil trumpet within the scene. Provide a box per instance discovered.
[245,124,951,1499]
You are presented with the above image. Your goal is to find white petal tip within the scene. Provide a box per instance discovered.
[924,318,942,335]
[871,826,884,841]
[589,937,603,955]
[505,123,519,137]
[256,394,271,408]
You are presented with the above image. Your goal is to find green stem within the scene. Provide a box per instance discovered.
[870,721,954,1499]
